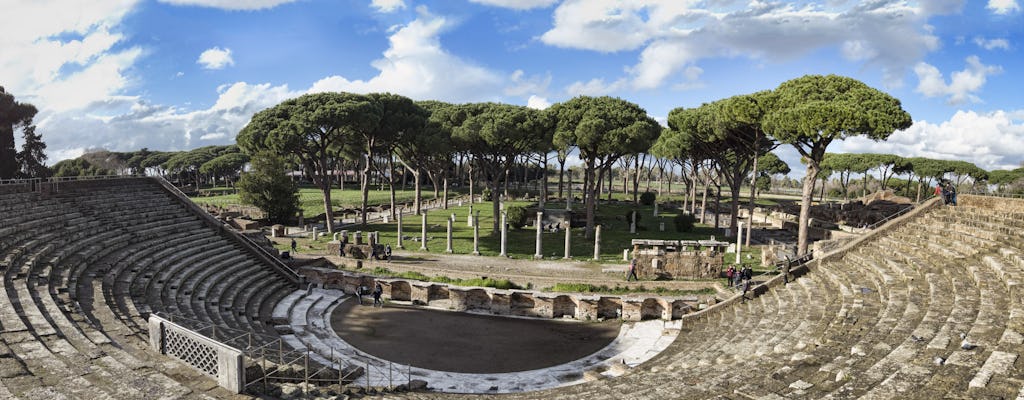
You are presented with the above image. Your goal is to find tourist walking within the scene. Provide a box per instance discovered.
[781,259,791,285]
[626,258,639,281]
[290,238,297,252]
[935,182,944,203]
[741,265,753,282]
[944,182,958,206]
[725,265,735,286]
[372,283,384,307]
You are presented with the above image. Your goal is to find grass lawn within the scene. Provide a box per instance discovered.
[191,186,453,218]
[328,200,761,264]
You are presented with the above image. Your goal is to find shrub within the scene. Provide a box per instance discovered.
[505,205,528,230]
[639,191,656,206]
[480,188,493,201]
[674,213,696,232]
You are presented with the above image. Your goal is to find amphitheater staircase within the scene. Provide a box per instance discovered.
[0,178,300,398]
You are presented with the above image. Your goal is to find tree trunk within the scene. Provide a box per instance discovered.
[584,161,597,239]
[797,163,819,256]
[414,168,422,215]
[360,153,371,226]
[442,174,449,210]
[539,155,547,209]
[557,156,566,199]
[389,155,397,219]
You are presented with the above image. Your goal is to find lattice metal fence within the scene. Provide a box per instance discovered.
[149,314,244,393]
[164,327,220,376]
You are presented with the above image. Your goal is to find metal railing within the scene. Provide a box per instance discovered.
[244,338,412,395]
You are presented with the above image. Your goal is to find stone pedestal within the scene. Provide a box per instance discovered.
[353,231,362,245]
[623,249,629,261]
[659,222,665,232]
[271,225,285,238]
[534,211,544,259]
[653,202,659,217]
[312,227,318,239]
[467,206,474,227]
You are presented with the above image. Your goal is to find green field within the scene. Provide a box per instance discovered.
[191,186,448,217]
[279,199,760,266]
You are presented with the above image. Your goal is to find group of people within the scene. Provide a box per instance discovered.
[935,180,958,206]
[725,264,755,302]
[356,283,385,307]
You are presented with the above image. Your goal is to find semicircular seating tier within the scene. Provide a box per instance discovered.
[0,177,299,399]
[389,195,1024,399]
[3,178,1024,399]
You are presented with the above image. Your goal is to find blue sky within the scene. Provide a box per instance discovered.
[3,0,1023,175]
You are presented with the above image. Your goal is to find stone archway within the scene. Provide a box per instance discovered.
[552,295,576,318]
[640,298,666,320]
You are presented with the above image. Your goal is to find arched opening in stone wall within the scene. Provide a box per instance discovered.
[552,295,576,318]
[510,292,535,316]
[464,289,492,311]
[640,298,665,320]
[597,297,621,319]
[388,280,412,301]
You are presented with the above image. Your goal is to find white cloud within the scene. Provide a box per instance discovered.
[837,110,1024,171]
[526,95,551,110]
[505,69,551,97]
[0,0,142,110]
[157,0,298,10]
[371,0,406,13]
[914,56,1002,104]
[197,47,235,70]
[538,1,945,90]
[565,78,627,96]
[468,0,558,10]
[973,37,1010,50]
[987,0,1020,14]
[39,81,299,160]
[307,6,502,103]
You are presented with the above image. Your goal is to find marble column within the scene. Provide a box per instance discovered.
[499,210,508,257]
[396,212,404,249]
[420,211,428,251]
[593,225,602,261]
[445,219,453,253]
[534,211,544,259]
[563,218,572,259]
[735,221,744,264]
[472,212,481,255]
[630,211,637,234]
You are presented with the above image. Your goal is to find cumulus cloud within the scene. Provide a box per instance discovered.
[837,110,1024,171]
[0,0,142,110]
[157,0,298,10]
[987,0,1020,14]
[307,6,502,103]
[505,69,551,97]
[538,1,944,90]
[468,0,559,10]
[914,56,1002,104]
[38,81,298,160]
[371,0,406,13]
[974,37,1010,50]
[526,95,551,110]
[565,77,627,96]
[197,47,235,70]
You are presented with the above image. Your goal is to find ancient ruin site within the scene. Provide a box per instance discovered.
[1,176,1023,399]
[5,3,1024,398]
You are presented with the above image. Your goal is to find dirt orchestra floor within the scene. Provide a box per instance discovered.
[330,300,622,374]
